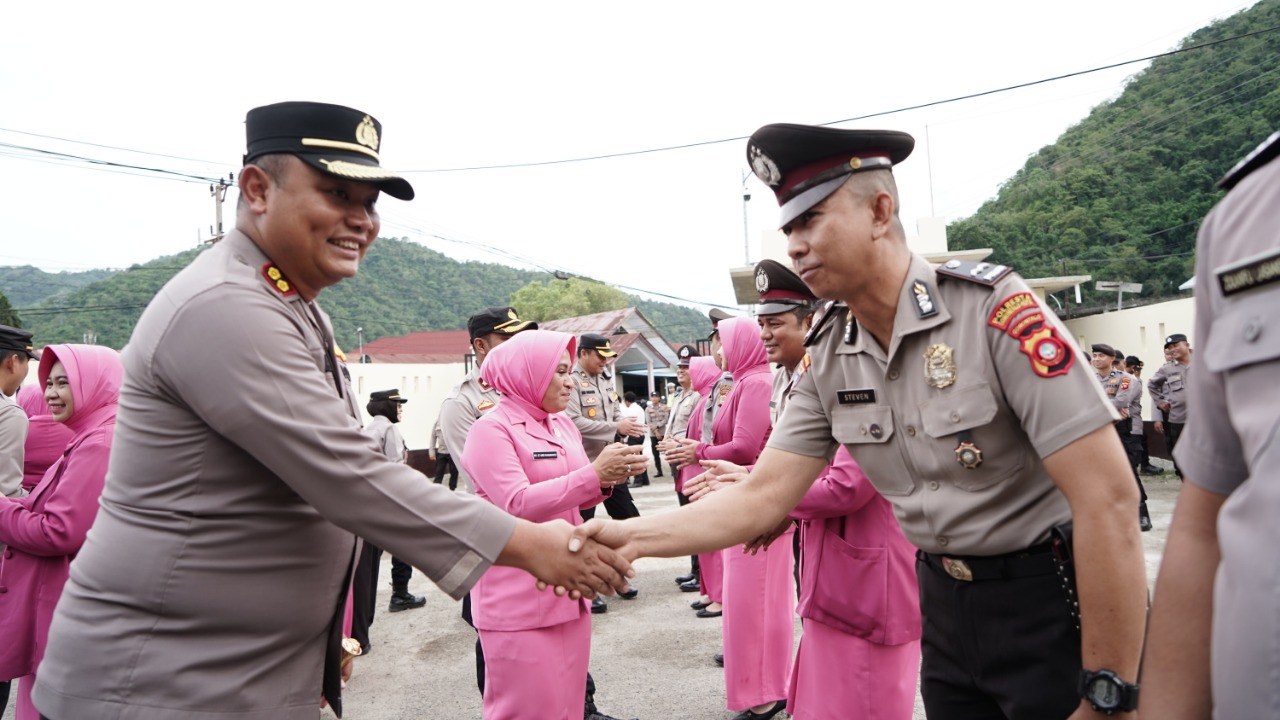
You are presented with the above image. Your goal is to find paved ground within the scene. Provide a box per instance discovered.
[3,464,1183,720]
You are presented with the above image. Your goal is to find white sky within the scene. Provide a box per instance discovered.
[0,0,1257,313]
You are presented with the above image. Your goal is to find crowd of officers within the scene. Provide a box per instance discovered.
[5,99,1275,720]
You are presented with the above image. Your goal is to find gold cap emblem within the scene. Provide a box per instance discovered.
[355,115,379,151]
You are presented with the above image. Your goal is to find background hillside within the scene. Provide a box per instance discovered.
[12,238,711,349]
[949,0,1280,309]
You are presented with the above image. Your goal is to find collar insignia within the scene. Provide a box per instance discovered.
[477,377,492,391]
[912,280,938,318]
[262,263,296,296]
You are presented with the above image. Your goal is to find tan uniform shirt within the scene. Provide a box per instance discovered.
[646,403,670,439]
[34,230,515,720]
[1147,360,1192,423]
[702,372,734,440]
[1097,369,1138,415]
[0,394,28,498]
[665,387,700,440]
[1127,375,1145,435]
[1175,150,1280,717]
[769,253,1116,556]
[438,366,501,493]
[566,363,619,461]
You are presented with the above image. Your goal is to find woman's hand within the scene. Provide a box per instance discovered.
[683,460,747,501]
[592,442,645,489]
[663,437,700,467]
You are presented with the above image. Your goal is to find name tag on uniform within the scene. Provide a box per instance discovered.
[532,451,558,460]
[836,389,877,405]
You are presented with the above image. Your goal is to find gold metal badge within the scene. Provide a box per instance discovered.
[356,115,379,151]
[923,343,957,389]
[955,441,983,469]
[942,557,973,582]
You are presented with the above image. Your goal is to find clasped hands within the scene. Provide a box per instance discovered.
[592,442,645,489]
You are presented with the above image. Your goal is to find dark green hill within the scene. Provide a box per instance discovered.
[0,265,118,308]
[16,238,709,349]
[949,0,1280,307]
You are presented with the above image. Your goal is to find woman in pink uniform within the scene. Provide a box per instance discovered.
[0,344,121,719]
[687,316,795,720]
[678,355,727,614]
[15,384,72,494]
[460,330,637,720]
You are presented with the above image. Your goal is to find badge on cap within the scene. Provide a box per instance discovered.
[262,263,296,296]
[755,266,770,294]
[356,115,379,152]
[923,344,957,389]
[748,144,782,187]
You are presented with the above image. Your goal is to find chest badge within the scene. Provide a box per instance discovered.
[923,344,957,389]
[955,435,983,469]
[477,400,495,413]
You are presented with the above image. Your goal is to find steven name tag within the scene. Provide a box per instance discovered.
[836,389,877,405]
[533,451,558,460]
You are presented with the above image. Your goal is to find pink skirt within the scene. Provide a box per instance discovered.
[787,617,920,720]
[698,548,724,603]
[479,611,591,720]
[723,536,795,710]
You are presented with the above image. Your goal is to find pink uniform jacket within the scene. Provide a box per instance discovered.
[697,318,774,465]
[684,357,726,603]
[16,385,73,494]
[0,345,120,708]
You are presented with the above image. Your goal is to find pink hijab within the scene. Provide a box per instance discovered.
[717,316,769,379]
[688,356,721,397]
[16,384,49,417]
[37,344,123,444]
[480,330,576,422]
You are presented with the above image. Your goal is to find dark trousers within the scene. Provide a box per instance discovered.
[1138,429,1152,466]
[649,435,664,476]
[1,679,9,717]
[350,540,383,652]
[390,555,413,593]
[1165,421,1185,478]
[581,483,640,521]
[433,452,459,490]
[917,553,1081,720]
[1118,425,1148,503]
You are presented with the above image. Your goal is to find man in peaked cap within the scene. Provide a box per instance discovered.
[574,123,1147,719]
[1147,332,1193,480]
[661,344,703,586]
[33,104,630,720]
[0,325,37,502]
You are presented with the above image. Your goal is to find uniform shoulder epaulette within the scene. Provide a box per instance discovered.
[1218,130,1280,190]
[936,259,1013,287]
[803,300,844,347]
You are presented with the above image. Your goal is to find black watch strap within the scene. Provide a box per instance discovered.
[1078,668,1140,714]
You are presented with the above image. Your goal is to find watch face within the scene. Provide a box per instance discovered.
[1088,677,1121,709]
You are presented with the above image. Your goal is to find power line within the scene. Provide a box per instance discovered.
[0,126,231,167]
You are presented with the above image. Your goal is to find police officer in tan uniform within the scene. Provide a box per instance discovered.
[664,344,704,586]
[1143,131,1280,718]
[573,123,1147,720]
[32,103,631,720]
[566,333,645,610]
[439,307,537,495]
[1146,332,1193,479]
[1092,344,1151,530]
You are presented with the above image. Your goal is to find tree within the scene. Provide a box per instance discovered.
[510,278,631,322]
[0,290,20,327]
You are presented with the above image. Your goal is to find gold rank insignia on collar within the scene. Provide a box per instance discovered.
[261,263,296,296]
[912,280,938,318]
[478,377,492,391]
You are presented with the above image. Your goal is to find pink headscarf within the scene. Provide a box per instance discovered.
[688,356,721,396]
[717,316,769,379]
[480,330,576,421]
[16,384,48,417]
[37,344,123,444]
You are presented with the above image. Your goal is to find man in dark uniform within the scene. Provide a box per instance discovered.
[574,124,1147,720]
[1142,130,1280,717]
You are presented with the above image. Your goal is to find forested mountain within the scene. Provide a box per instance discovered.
[949,0,1280,308]
[14,238,710,349]
[0,265,117,308]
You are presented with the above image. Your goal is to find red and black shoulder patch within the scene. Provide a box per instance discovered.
[987,292,1073,378]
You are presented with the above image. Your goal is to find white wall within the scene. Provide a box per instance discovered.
[347,362,467,449]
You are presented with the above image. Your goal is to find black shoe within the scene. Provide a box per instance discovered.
[388,592,426,612]
[696,608,722,618]
[731,700,786,720]
[1140,464,1163,475]
[1140,504,1153,532]
[691,599,711,610]
[654,473,664,478]
[619,585,639,600]
[679,579,701,593]
[713,653,724,667]
[675,573,695,585]
[591,597,608,614]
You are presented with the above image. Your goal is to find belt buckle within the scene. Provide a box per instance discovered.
[942,557,973,582]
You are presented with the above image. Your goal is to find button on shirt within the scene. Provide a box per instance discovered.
[768,253,1116,556]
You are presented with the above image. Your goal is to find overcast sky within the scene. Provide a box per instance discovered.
[0,0,1257,314]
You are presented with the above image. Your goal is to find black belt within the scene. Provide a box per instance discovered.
[919,541,1058,583]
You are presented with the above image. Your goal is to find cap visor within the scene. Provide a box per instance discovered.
[496,320,537,335]
[297,154,415,200]
[756,301,807,316]
[778,174,850,228]
[597,349,617,357]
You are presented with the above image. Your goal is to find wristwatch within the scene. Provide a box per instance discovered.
[1078,668,1139,714]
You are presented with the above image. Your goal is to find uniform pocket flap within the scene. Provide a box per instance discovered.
[1205,293,1280,372]
[832,405,896,444]
[919,382,999,439]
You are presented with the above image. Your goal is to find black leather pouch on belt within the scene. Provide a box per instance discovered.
[1051,521,1081,633]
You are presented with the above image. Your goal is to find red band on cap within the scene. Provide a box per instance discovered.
[761,288,812,302]
[776,150,892,202]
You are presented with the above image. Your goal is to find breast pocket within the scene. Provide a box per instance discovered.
[919,382,1022,492]
[1206,291,1280,465]
[832,405,912,496]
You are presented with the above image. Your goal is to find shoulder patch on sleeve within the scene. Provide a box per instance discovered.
[987,292,1074,378]
[987,292,1041,331]
[936,259,1013,287]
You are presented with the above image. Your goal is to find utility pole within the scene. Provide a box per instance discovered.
[741,170,751,265]
[205,172,234,244]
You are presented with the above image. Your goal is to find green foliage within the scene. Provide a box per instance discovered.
[510,278,632,322]
[948,0,1280,309]
[12,238,710,349]
[0,265,117,307]
[0,291,20,327]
